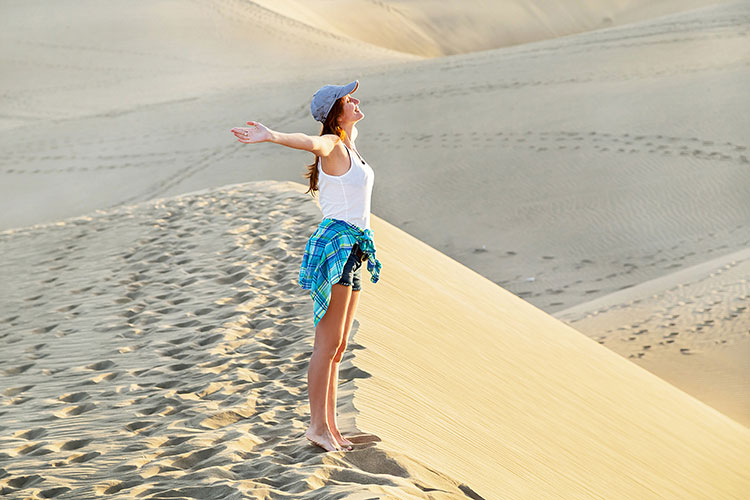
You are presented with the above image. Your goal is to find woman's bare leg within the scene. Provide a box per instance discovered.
[327,289,360,450]
[305,283,351,452]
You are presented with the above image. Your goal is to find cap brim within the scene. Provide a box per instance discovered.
[341,80,358,96]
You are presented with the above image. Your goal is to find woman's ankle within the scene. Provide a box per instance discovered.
[308,422,332,435]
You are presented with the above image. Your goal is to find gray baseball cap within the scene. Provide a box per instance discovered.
[310,80,358,123]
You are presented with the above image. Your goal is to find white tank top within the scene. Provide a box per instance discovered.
[317,143,375,231]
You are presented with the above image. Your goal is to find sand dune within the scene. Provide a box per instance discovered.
[1,181,747,498]
[252,0,732,56]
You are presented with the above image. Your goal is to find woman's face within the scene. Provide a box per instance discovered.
[338,94,364,125]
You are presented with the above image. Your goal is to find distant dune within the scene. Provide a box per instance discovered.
[251,0,733,56]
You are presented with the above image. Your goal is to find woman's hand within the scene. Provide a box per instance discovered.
[231,121,272,144]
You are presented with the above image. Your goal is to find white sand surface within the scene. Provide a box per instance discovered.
[1,181,747,499]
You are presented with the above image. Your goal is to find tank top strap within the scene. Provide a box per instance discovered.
[344,143,367,165]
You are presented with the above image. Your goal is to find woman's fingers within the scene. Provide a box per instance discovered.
[231,122,267,144]
[234,131,259,143]
[231,124,258,135]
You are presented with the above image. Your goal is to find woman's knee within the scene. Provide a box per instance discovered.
[313,342,340,360]
[332,344,346,363]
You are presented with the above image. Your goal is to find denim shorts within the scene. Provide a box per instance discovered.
[337,243,367,291]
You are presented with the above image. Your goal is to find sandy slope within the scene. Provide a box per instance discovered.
[347,183,749,499]
[1,181,747,499]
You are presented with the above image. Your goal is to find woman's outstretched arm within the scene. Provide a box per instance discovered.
[231,121,339,156]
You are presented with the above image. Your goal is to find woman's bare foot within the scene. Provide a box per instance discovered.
[305,427,341,452]
[330,429,354,451]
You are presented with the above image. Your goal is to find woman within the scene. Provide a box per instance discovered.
[231,80,382,453]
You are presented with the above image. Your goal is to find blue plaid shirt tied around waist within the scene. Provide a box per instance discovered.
[299,218,382,327]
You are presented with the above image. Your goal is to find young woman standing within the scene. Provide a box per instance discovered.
[231,80,381,452]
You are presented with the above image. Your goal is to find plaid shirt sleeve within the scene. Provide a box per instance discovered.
[299,218,382,327]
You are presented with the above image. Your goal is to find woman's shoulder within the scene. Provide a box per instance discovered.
[318,140,351,176]
[318,134,343,156]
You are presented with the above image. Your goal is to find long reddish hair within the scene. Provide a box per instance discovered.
[303,97,348,197]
